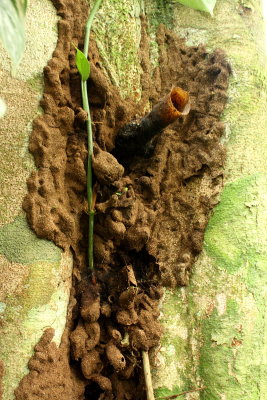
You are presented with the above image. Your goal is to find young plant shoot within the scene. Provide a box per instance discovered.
[74,0,103,271]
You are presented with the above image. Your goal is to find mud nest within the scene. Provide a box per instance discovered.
[17,0,231,399]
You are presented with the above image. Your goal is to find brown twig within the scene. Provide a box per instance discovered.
[156,386,206,399]
[142,350,155,400]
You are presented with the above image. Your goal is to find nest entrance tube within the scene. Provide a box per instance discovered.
[114,87,190,159]
[149,87,190,129]
[170,87,190,116]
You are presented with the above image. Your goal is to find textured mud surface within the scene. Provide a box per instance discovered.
[17,0,231,398]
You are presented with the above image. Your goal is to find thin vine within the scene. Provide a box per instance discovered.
[74,0,103,271]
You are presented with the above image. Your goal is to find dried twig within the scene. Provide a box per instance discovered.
[156,386,206,399]
[142,350,155,400]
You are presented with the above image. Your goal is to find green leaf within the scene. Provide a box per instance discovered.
[11,0,27,17]
[75,47,90,81]
[175,0,217,14]
[0,0,26,66]
[23,0,27,13]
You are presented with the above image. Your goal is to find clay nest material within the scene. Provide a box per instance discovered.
[17,0,231,399]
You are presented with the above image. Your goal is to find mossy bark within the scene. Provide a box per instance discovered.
[0,2,73,399]
[148,2,267,399]
[0,0,266,399]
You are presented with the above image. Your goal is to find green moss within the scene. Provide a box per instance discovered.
[145,0,175,30]
[22,261,58,308]
[199,333,263,399]
[199,348,232,399]
[155,241,267,397]
[144,0,176,69]
[0,216,61,264]
[199,311,241,399]
[3,263,62,326]
[204,173,267,274]
[155,385,184,398]
[153,288,200,392]
[91,0,177,99]
[226,298,239,318]
[193,253,266,399]
[246,254,266,305]
[26,73,44,92]
[92,0,143,99]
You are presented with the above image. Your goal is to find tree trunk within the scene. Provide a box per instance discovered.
[0,0,266,399]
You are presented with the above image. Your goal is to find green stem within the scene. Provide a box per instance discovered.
[81,79,94,270]
[88,210,95,271]
[81,80,93,210]
[83,0,103,57]
[80,0,103,270]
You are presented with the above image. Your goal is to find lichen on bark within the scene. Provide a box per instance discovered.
[0,1,73,399]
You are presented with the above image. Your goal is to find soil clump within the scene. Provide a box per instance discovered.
[16,0,231,399]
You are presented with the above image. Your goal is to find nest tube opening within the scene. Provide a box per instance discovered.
[170,87,190,116]
[114,87,190,159]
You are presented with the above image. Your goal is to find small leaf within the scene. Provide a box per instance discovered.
[0,0,26,66]
[23,0,27,13]
[0,98,7,118]
[22,0,28,14]
[75,47,90,81]
[11,0,27,17]
[175,0,217,15]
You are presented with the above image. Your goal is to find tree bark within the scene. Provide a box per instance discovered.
[0,0,266,399]
[0,2,73,399]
